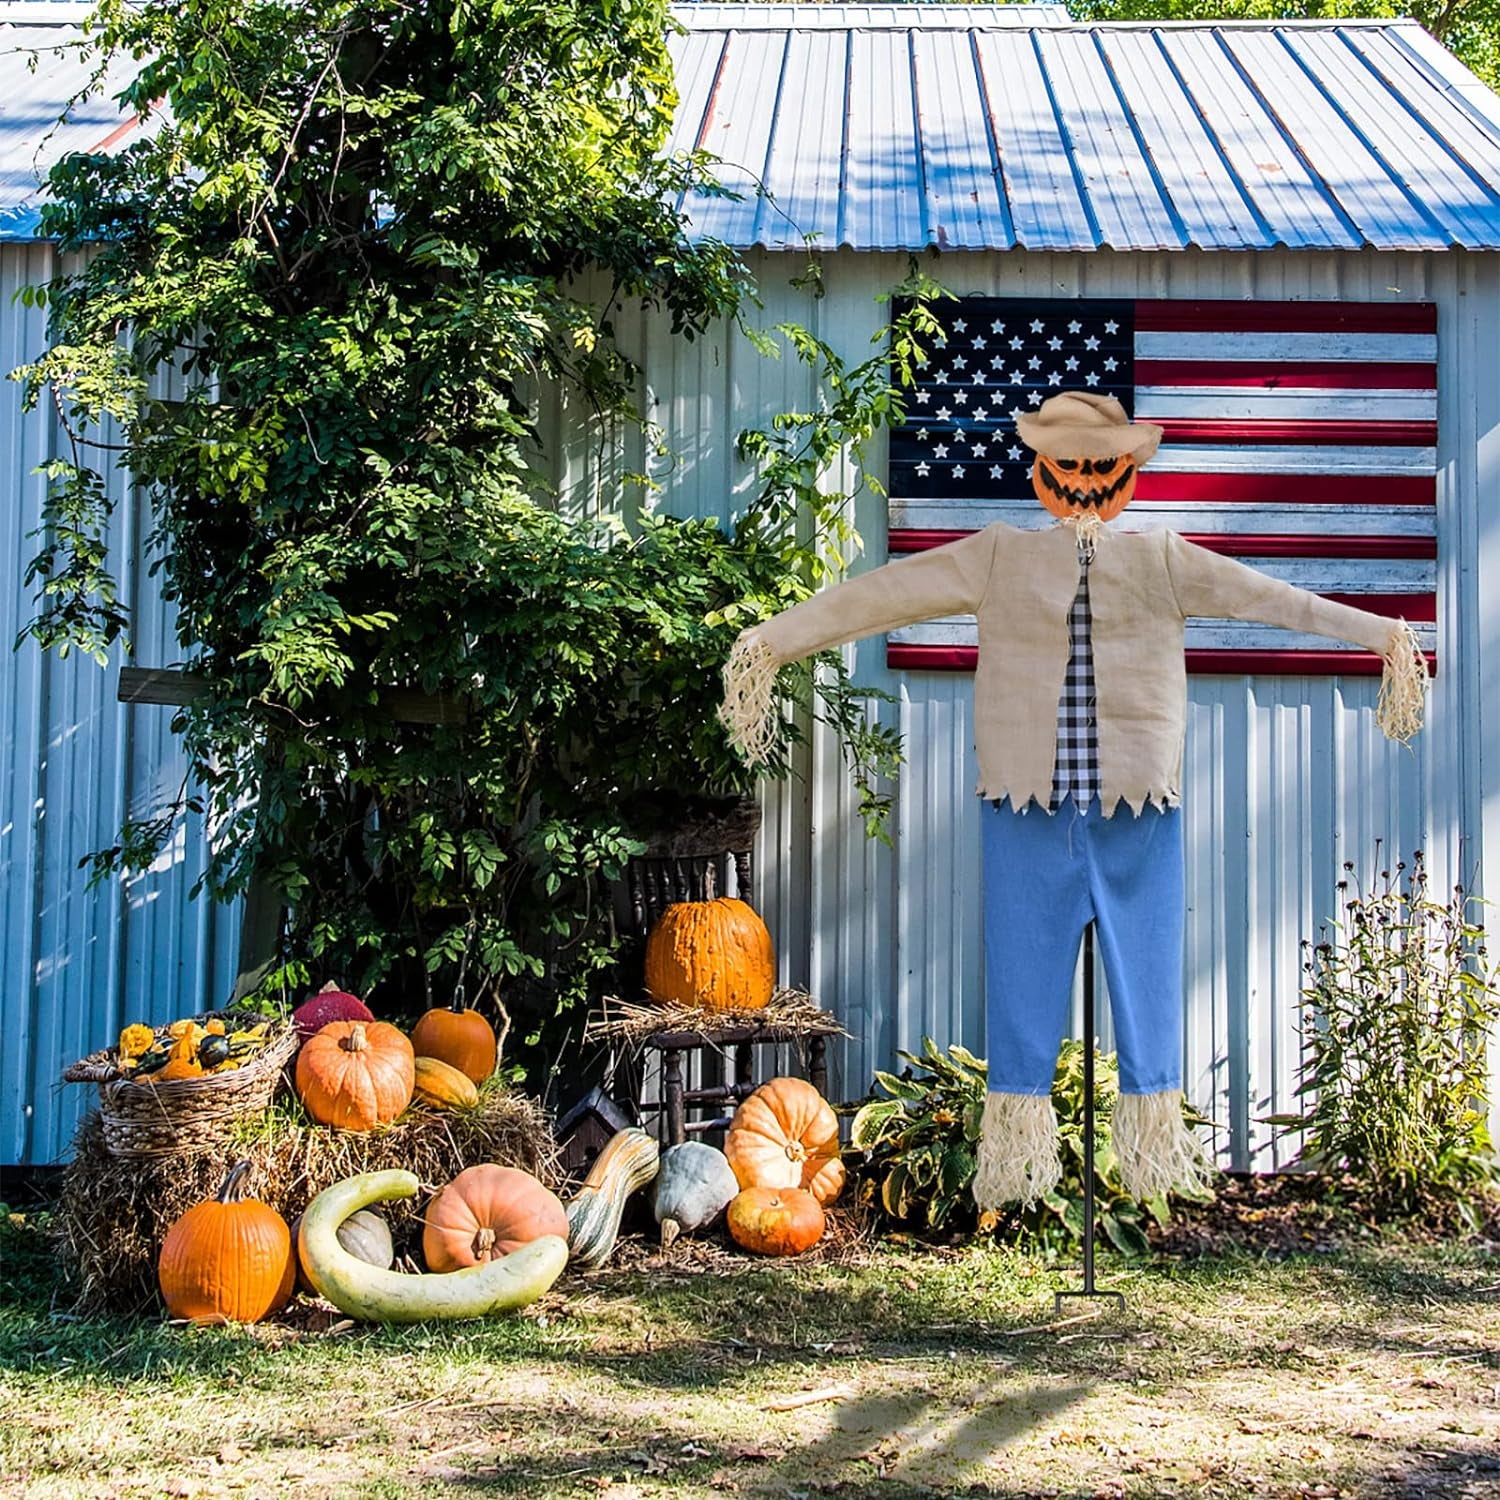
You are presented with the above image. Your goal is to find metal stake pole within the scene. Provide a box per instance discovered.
[1056,921,1125,1316]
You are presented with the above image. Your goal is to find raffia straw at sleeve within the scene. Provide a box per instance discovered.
[718,630,781,764]
[1376,619,1429,744]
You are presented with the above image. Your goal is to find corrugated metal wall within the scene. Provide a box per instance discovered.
[546,247,1498,1173]
[3,243,1496,1167]
[0,245,243,1167]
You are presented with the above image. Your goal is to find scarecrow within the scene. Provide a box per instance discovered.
[719,391,1429,1209]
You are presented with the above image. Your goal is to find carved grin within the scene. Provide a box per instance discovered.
[1036,457,1137,510]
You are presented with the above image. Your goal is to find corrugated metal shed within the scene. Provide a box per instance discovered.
[667,4,1500,252]
[2,4,1498,1166]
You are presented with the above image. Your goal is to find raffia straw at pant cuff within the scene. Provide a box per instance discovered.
[718,632,780,764]
[972,1090,1062,1210]
[1112,1089,1213,1201]
[1376,618,1429,745]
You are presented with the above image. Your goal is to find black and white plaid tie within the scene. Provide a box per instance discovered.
[1049,540,1101,812]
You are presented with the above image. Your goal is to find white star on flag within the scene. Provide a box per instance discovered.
[1027,356,1041,370]
[953,356,968,371]
[1047,336,1063,350]
[915,461,930,477]
[937,406,952,421]
[953,319,967,332]
[1084,336,1100,350]
[973,335,987,350]
[991,319,1005,333]
[953,391,968,406]
[934,443,949,458]
[1065,356,1079,370]
[915,390,930,404]
[1047,371,1062,385]
[1010,371,1024,385]
[1103,357,1118,371]
[1029,319,1044,333]
[1104,319,1119,333]
[989,465,1004,479]
[954,465,966,479]
[1008,446,1022,461]
[1028,391,1043,404]
[1085,371,1101,386]
[1068,320,1082,333]
[1009,336,1024,350]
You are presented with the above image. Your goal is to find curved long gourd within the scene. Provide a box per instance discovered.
[298,1170,568,1323]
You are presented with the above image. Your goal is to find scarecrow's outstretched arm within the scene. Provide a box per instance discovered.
[1162,530,1429,743]
[719,524,1001,763]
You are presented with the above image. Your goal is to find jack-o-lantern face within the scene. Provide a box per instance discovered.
[1032,453,1138,522]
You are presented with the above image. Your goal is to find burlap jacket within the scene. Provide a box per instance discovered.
[744,521,1405,817]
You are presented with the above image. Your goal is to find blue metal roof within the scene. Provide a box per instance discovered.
[2,3,1499,250]
[667,5,1500,252]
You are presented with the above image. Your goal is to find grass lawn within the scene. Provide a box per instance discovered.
[2,1206,1498,1500]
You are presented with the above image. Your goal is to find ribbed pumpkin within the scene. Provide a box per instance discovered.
[422,1165,569,1273]
[727,1186,825,1257]
[565,1128,661,1268]
[726,1077,844,1205]
[157,1161,296,1323]
[643,897,775,1012]
[410,995,497,1084]
[296,1021,414,1131]
[412,1055,480,1110]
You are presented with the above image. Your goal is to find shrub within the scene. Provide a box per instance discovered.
[847,1037,1211,1256]
[1268,850,1500,1226]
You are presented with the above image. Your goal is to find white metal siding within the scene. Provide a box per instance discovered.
[578,247,1497,1173]
[2,243,1496,1169]
[0,245,242,1166]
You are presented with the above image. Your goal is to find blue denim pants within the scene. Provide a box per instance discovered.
[980,794,1184,1097]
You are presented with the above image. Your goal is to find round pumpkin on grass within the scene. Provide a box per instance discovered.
[296,1020,414,1131]
[422,1165,570,1273]
[727,1186,825,1257]
[158,1161,296,1324]
[726,1076,844,1205]
[410,993,497,1084]
[643,897,775,1012]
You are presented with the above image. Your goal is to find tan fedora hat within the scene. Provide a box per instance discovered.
[1015,391,1163,464]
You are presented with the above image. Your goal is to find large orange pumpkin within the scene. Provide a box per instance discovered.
[410,995,497,1084]
[421,1164,570,1272]
[296,1021,414,1131]
[725,1077,844,1205]
[157,1161,296,1323]
[1031,453,1138,523]
[727,1186,825,1256]
[643,897,776,1012]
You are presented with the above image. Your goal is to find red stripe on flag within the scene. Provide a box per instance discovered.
[1158,419,1436,446]
[1136,472,1434,505]
[889,530,1437,561]
[1323,592,1436,621]
[1134,301,1437,334]
[885,644,1437,676]
[1134,359,1435,390]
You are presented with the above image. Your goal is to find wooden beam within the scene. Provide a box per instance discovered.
[117,667,470,724]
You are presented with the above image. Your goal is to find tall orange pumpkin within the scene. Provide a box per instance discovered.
[157,1161,296,1324]
[725,1077,844,1205]
[410,994,497,1084]
[643,897,775,1012]
[421,1165,570,1272]
[296,1020,414,1131]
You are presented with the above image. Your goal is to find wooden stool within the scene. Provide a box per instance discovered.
[642,1012,843,1145]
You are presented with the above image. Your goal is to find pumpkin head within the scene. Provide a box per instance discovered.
[410,995,497,1084]
[422,1164,570,1272]
[1032,453,1138,522]
[644,897,776,1012]
[157,1161,296,1324]
[725,1077,844,1205]
[295,1020,414,1131]
[727,1186,825,1256]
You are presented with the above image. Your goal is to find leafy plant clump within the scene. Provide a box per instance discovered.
[1269,850,1500,1228]
[847,1038,1211,1257]
[16,0,945,1076]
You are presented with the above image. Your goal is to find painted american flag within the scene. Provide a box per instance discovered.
[886,297,1438,675]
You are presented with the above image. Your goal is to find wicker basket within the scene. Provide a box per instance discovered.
[63,1010,298,1159]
